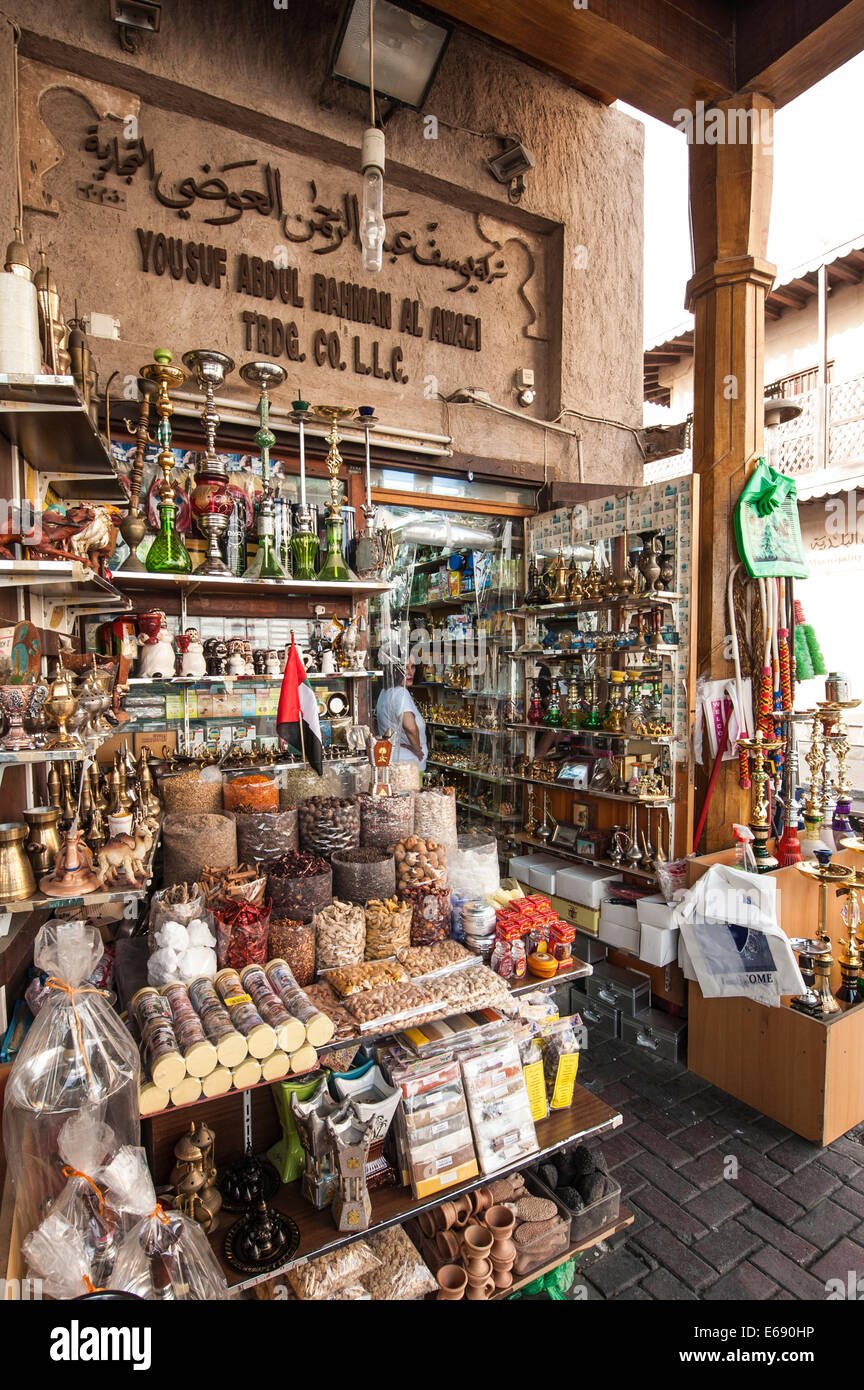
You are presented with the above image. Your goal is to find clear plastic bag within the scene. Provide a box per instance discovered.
[448,832,501,901]
[148,883,217,985]
[232,808,298,864]
[540,1017,582,1110]
[3,919,140,1242]
[362,1225,436,1300]
[286,1238,380,1299]
[22,1210,95,1300]
[110,1184,231,1301]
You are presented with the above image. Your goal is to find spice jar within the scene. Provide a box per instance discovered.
[162,813,237,888]
[223,773,279,813]
[359,792,414,850]
[331,848,396,905]
[130,986,186,1091]
[159,768,224,815]
[413,787,457,851]
[160,980,218,1078]
[187,975,248,1067]
[266,850,332,923]
[268,916,316,986]
[314,899,366,972]
[298,796,361,859]
[232,808,298,865]
[239,964,305,1053]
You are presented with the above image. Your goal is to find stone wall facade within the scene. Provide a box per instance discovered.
[0,0,644,486]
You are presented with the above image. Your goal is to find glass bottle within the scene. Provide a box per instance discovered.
[291,504,319,581]
[147,493,192,574]
[527,680,544,726]
[318,512,352,582]
[604,671,626,732]
[224,498,248,577]
[543,681,562,727]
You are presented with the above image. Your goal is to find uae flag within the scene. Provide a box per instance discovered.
[276,634,323,775]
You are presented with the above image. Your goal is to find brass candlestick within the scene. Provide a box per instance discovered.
[737,731,784,872]
[314,405,357,581]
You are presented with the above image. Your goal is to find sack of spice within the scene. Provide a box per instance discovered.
[215,896,272,972]
[266,850,332,924]
[268,916,316,987]
[314,899,366,972]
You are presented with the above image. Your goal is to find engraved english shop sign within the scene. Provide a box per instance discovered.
[33,96,550,402]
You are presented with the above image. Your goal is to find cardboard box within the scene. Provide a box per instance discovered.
[598,918,641,955]
[508,855,536,883]
[528,857,570,894]
[600,900,640,930]
[550,895,601,938]
[636,894,676,929]
[555,864,618,909]
[639,922,679,967]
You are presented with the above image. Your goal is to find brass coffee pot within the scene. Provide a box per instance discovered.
[22,806,63,880]
[0,822,37,901]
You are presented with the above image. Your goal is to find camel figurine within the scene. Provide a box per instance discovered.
[95,820,157,886]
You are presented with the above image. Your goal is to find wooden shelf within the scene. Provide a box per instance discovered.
[129,671,381,688]
[513,777,670,806]
[492,1204,634,1297]
[208,1082,622,1291]
[515,834,657,882]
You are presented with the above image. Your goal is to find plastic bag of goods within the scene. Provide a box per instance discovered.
[109,1164,230,1299]
[448,831,500,901]
[3,919,140,1241]
[147,881,217,986]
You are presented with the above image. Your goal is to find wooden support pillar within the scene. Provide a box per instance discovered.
[686,93,776,851]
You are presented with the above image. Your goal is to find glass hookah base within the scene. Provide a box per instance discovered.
[317,554,357,582]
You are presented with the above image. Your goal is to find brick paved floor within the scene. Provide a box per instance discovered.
[566,1035,864,1301]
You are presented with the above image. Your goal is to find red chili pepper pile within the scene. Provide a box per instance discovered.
[216,894,272,970]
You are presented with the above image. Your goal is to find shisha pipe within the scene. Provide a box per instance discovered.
[118,376,159,572]
[773,710,817,867]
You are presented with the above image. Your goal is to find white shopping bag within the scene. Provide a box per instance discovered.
[672,864,804,1007]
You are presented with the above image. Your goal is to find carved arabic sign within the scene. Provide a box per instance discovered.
[85,127,508,294]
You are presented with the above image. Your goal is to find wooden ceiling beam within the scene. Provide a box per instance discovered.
[736,0,864,108]
[428,0,864,126]
[426,0,734,125]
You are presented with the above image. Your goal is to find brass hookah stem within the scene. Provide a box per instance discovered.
[128,389,153,517]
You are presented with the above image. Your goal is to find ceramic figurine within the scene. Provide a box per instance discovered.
[136,610,176,680]
[227,640,246,678]
[265,649,281,678]
[242,642,255,676]
[177,628,207,679]
[253,649,268,676]
[204,638,229,677]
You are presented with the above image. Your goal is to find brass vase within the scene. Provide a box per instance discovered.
[0,823,37,901]
[44,674,83,750]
